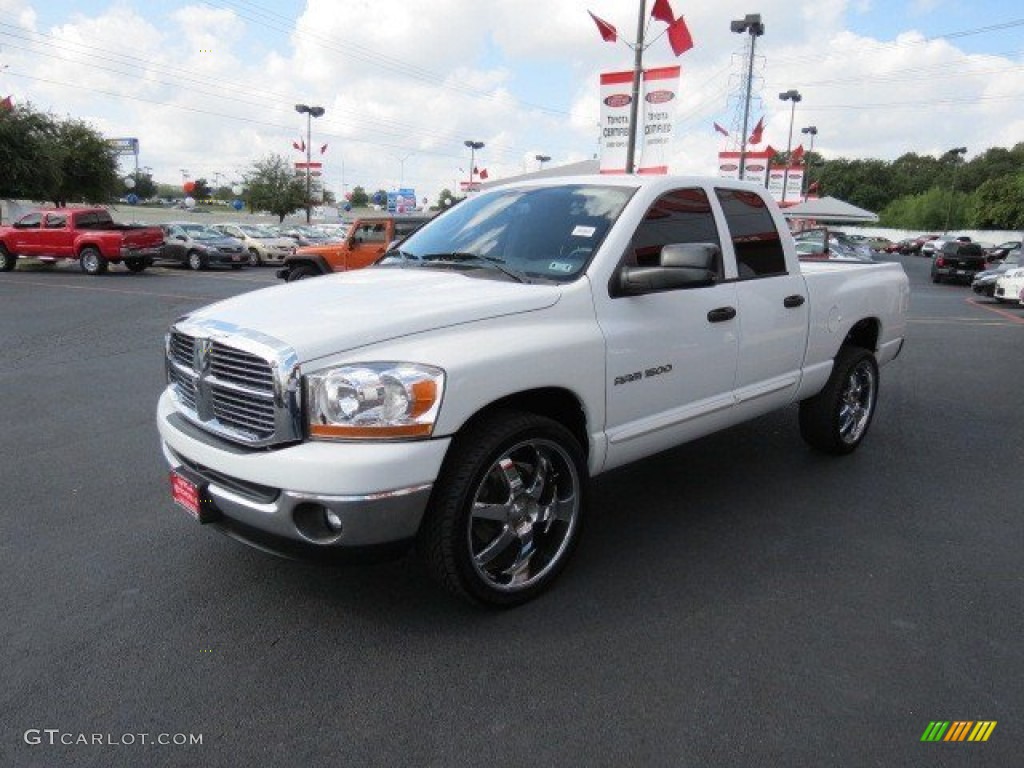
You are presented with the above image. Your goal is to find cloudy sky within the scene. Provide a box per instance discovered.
[1,0,1021,204]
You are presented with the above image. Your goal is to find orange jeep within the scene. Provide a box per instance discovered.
[276,215,432,282]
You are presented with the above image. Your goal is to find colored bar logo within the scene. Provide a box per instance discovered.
[921,721,996,742]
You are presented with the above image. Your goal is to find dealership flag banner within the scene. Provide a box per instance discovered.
[637,65,680,174]
[717,150,773,187]
[599,71,634,173]
[600,66,680,174]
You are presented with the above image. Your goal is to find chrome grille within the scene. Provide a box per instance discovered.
[210,343,274,389]
[165,323,302,447]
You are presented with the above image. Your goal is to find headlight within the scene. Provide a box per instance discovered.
[306,363,445,439]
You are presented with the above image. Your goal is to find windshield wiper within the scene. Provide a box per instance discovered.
[419,252,528,283]
[378,248,419,266]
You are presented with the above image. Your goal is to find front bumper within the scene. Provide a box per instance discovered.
[157,390,451,558]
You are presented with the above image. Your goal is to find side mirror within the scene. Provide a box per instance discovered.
[616,243,720,296]
[176,235,188,241]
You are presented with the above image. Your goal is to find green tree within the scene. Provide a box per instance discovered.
[191,177,212,199]
[131,171,157,200]
[245,153,306,222]
[434,188,457,209]
[0,103,61,201]
[969,175,1024,229]
[48,117,120,206]
[349,185,369,207]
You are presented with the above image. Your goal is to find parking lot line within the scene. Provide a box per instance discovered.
[965,298,1024,324]
[0,279,220,302]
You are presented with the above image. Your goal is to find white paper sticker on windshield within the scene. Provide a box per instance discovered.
[571,225,596,238]
[548,261,574,273]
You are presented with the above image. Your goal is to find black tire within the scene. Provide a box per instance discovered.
[931,274,940,283]
[799,346,879,455]
[231,264,244,270]
[0,244,15,272]
[248,249,262,267]
[286,265,319,282]
[417,409,587,607]
[187,251,206,271]
[994,297,1006,304]
[79,247,108,275]
[124,258,147,273]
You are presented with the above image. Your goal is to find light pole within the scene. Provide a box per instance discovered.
[800,126,817,201]
[396,152,413,189]
[295,103,325,223]
[535,154,551,171]
[779,89,802,203]
[944,146,967,232]
[730,14,765,181]
[464,140,484,192]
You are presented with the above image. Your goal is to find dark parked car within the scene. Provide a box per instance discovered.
[907,234,940,255]
[159,223,247,270]
[985,240,1022,261]
[972,248,1023,297]
[930,241,986,284]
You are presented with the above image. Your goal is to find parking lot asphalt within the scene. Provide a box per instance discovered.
[1,256,1021,767]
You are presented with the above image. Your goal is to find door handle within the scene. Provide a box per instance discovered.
[783,294,806,308]
[707,306,737,323]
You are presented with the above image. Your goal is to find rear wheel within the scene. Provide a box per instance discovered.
[187,251,206,271]
[0,244,15,272]
[286,265,319,282]
[248,249,262,266]
[79,247,108,275]
[799,346,879,455]
[417,410,586,607]
[124,258,147,273]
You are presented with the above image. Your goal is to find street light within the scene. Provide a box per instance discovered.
[800,126,817,201]
[464,140,484,192]
[944,146,967,233]
[778,89,802,203]
[535,154,551,171]
[295,103,326,223]
[730,14,765,181]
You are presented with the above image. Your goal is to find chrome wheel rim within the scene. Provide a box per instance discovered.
[189,253,201,270]
[82,252,99,272]
[838,360,876,444]
[467,438,580,592]
[248,250,260,266]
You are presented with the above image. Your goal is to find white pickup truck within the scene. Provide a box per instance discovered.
[158,176,909,606]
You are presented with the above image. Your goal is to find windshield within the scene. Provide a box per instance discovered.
[239,225,276,238]
[181,224,221,240]
[377,184,634,281]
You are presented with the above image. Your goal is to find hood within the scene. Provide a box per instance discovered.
[183,268,561,362]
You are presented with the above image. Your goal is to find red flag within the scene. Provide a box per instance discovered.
[713,122,728,137]
[790,144,805,163]
[764,144,777,157]
[1,95,13,112]
[320,143,328,154]
[479,168,489,180]
[651,0,674,24]
[748,116,764,145]
[588,10,617,43]
[667,16,693,56]
[293,139,305,152]
[808,181,820,193]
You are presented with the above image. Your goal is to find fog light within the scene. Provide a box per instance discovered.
[324,509,343,532]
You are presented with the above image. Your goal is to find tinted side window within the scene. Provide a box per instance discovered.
[45,214,67,229]
[714,188,787,278]
[16,213,42,229]
[628,188,721,273]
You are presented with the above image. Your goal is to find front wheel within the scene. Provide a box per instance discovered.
[286,265,319,282]
[187,251,206,271]
[418,410,587,607]
[0,244,15,272]
[79,247,108,275]
[124,258,147,273]
[799,346,879,455]
[248,249,262,266]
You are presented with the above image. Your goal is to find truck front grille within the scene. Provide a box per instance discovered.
[166,326,301,447]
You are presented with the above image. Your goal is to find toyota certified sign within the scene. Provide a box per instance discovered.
[604,94,631,108]
[746,164,765,171]
[720,163,738,171]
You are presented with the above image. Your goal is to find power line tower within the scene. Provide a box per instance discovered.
[723,40,765,153]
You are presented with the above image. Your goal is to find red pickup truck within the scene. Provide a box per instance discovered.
[0,208,164,275]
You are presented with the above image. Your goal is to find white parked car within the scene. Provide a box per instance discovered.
[209,223,296,266]
[993,267,1024,304]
